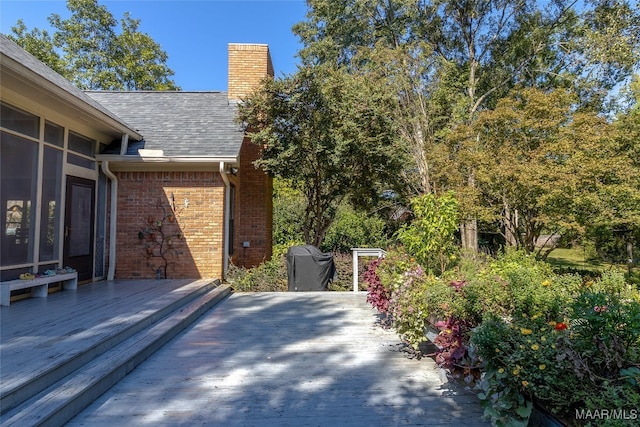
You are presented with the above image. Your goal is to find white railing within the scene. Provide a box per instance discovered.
[351,247,387,292]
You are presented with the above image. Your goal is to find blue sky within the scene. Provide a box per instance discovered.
[0,0,308,91]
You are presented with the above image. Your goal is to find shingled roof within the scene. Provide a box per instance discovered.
[0,34,141,140]
[87,91,245,158]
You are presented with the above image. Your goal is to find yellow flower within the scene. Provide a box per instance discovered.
[522,380,529,387]
[498,368,505,374]
[531,344,540,351]
[542,280,551,287]
[531,313,541,320]
[495,348,500,353]
[541,336,547,342]
[539,364,546,370]
[520,328,533,335]
[520,345,525,349]
[548,321,557,327]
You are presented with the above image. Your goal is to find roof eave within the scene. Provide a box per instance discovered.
[1,53,143,141]
[96,154,240,171]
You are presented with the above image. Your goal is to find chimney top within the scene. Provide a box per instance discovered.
[228,43,274,101]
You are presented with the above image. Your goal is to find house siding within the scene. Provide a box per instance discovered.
[113,171,225,279]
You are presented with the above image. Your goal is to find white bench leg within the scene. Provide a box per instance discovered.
[1,287,10,306]
[31,284,48,298]
[63,277,78,290]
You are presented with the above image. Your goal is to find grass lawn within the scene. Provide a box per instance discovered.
[545,247,604,271]
[546,247,639,285]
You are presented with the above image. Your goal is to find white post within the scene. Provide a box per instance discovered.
[352,248,387,293]
[353,249,359,292]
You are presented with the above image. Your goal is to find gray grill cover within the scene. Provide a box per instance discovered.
[286,245,337,291]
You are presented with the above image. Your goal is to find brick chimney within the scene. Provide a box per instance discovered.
[228,43,274,101]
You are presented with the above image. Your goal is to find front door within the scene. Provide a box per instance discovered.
[63,176,95,281]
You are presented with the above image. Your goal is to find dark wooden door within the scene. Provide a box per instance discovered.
[63,176,95,281]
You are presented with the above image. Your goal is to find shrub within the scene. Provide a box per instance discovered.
[320,206,390,253]
[388,266,436,349]
[226,254,288,292]
[396,192,459,275]
[470,270,640,424]
[363,257,390,314]
[227,245,358,292]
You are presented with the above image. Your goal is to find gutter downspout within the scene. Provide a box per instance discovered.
[220,162,230,276]
[101,160,118,281]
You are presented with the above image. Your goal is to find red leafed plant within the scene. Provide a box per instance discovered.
[364,258,392,326]
[431,316,472,369]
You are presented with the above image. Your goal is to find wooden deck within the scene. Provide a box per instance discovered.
[0,278,215,404]
[62,292,490,426]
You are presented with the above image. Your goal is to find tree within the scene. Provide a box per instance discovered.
[9,0,179,90]
[238,65,407,247]
[9,20,66,77]
[396,192,459,275]
[586,75,640,265]
[293,0,640,250]
[469,87,637,258]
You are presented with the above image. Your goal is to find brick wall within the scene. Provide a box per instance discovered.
[228,42,274,268]
[113,171,225,279]
[228,43,274,101]
[235,138,273,268]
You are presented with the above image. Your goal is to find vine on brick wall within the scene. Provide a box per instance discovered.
[138,197,186,279]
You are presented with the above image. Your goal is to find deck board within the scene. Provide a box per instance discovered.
[67,292,489,426]
[0,278,211,396]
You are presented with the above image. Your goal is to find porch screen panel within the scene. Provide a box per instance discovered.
[39,146,63,261]
[69,184,93,257]
[1,131,38,266]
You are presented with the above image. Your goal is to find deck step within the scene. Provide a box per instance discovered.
[0,278,220,415]
[1,282,231,427]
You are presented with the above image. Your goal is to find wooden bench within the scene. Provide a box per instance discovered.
[0,272,78,306]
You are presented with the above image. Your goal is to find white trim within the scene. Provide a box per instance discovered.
[96,155,238,164]
[351,248,387,292]
[32,120,45,271]
[101,160,118,281]
[119,133,129,156]
[220,162,231,276]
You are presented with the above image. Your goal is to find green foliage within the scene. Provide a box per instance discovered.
[368,245,640,424]
[226,245,290,292]
[9,0,179,90]
[320,205,389,253]
[272,179,306,247]
[272,178,393,254]
[238,65,407,247]
[469,268,640,424]
[226,256,288,292]
[295,0,640,251]
[396,192,459,275]
[582,381,640,427]
[225,245,356,292]
[9,20,66,76]
[473,316,576,426]
[387,268,434,350]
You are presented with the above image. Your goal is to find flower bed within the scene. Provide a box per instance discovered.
[364,250,640,426]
